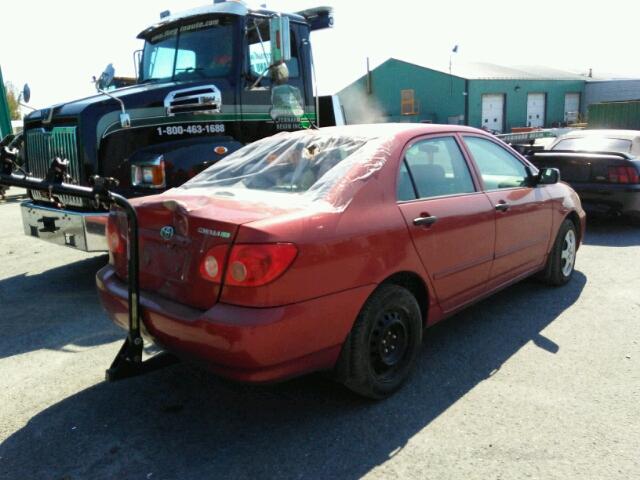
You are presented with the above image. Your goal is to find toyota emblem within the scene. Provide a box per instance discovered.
[160,225,175,240]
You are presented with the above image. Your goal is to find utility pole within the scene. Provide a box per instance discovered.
[449,45,458,96]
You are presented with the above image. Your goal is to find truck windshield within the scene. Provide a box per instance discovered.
[140,18,234,82]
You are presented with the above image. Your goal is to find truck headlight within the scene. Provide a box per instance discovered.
[131,156,165,189]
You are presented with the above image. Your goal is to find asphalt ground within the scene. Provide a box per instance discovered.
[0,187,638,480]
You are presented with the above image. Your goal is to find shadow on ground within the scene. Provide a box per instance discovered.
[0,255,121,359]
[0,272,586,480]
[583,216,640,247]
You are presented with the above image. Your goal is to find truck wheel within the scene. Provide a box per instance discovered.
[338,284,422,399]
[539,218,577,286]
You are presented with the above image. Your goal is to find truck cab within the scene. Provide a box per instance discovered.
[17,1,332,251]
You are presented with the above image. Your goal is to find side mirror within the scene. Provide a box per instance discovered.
[94,63,116,91]
[269,15,291,65]
[537,167,560,185]
[270,62,289,85]
[21,84,31,103]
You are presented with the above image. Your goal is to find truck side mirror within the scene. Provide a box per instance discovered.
[269,15,291,65]
[94,64,116,92]
[21,84,31,103]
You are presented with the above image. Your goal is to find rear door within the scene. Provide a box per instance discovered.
[397,135,495,313]
[461,135,553,285]
[527,93,546,128]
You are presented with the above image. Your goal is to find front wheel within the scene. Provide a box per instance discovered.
[337,284,422,399]
[539,218,578,286]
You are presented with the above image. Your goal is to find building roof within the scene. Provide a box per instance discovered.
[388,58,589,81]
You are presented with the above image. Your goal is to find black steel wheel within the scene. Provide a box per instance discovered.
[337,284,422,399]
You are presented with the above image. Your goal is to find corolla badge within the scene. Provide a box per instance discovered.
[160,225,175,240]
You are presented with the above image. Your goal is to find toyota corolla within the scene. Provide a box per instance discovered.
[97,124,585,398]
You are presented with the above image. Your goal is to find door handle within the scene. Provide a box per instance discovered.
[413,215,438,227]
[495,202,509,212]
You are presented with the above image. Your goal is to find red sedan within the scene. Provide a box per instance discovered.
[97,124,585,398]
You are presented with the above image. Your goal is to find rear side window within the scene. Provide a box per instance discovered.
[553,137,632,153]
[398,136,475,200]
[463,136,528,190]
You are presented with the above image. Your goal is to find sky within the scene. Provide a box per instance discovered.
[1,0,640,110]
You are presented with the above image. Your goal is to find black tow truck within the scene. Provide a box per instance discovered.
[0,1,338,380]
[6,0,335,251]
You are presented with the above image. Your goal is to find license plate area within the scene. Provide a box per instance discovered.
[141,239,193,283]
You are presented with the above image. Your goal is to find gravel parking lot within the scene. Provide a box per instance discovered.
[0,186,639,480]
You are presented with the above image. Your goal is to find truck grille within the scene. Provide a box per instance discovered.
[25,126,81,180]
[25,126,87,208]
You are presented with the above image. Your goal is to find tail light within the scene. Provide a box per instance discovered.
[199,244,228,283]
[608,165,640,184]
[106,214,124,255]
[199,243,298,287]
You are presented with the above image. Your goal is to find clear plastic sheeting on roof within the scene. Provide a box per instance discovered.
[175,129,393,211]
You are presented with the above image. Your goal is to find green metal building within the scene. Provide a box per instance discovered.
[337,58,586,133]
[0,66,12,138]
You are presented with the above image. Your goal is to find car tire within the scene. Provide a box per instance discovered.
[337,284,422,399]
[539,218,577,286]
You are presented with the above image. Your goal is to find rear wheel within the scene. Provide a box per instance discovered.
[337,284,422,399]
[539,218,577,286]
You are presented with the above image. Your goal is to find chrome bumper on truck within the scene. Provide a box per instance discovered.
[20,201,108,251]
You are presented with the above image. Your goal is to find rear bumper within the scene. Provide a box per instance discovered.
[20,201,108,251]
[96,265,374,383]
[571,183,640,217]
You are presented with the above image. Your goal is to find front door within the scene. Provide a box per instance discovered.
[461,135,553,285]
[397,135,496,313]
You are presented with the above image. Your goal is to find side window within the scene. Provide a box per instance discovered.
[246,18,300,86]
[400,137,475,200]
[463,136,528,190]
[397,160,416,201]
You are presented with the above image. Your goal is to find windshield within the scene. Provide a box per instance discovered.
[553,136,633,153]
[180,134,371,194]
[140,17,235,82]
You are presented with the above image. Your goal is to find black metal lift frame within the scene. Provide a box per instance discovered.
[0,161,176,381]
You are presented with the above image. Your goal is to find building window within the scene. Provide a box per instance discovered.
[401,89,418,115]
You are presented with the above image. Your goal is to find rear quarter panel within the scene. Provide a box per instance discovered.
[220,135,439,315]
[222,173,432,308]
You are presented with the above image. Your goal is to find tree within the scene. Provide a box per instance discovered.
[4,82,21,120]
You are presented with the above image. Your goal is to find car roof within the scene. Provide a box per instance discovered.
[311,123,487,140]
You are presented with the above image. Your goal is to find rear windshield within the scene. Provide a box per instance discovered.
[552,137,632,153]
[180,134,370,194]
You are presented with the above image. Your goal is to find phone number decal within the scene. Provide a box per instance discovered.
[156,124,226,136]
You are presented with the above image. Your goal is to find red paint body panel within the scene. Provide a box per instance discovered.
[398,193,496,313]
[97,124,586,383]
[97,265,375,382]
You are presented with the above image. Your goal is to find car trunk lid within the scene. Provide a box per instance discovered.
[112,194,288,310]
[531,151,637,183]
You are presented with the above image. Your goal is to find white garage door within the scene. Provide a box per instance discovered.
[527,93,545,128]
[564,93,580,123]
[481,94,504,133]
